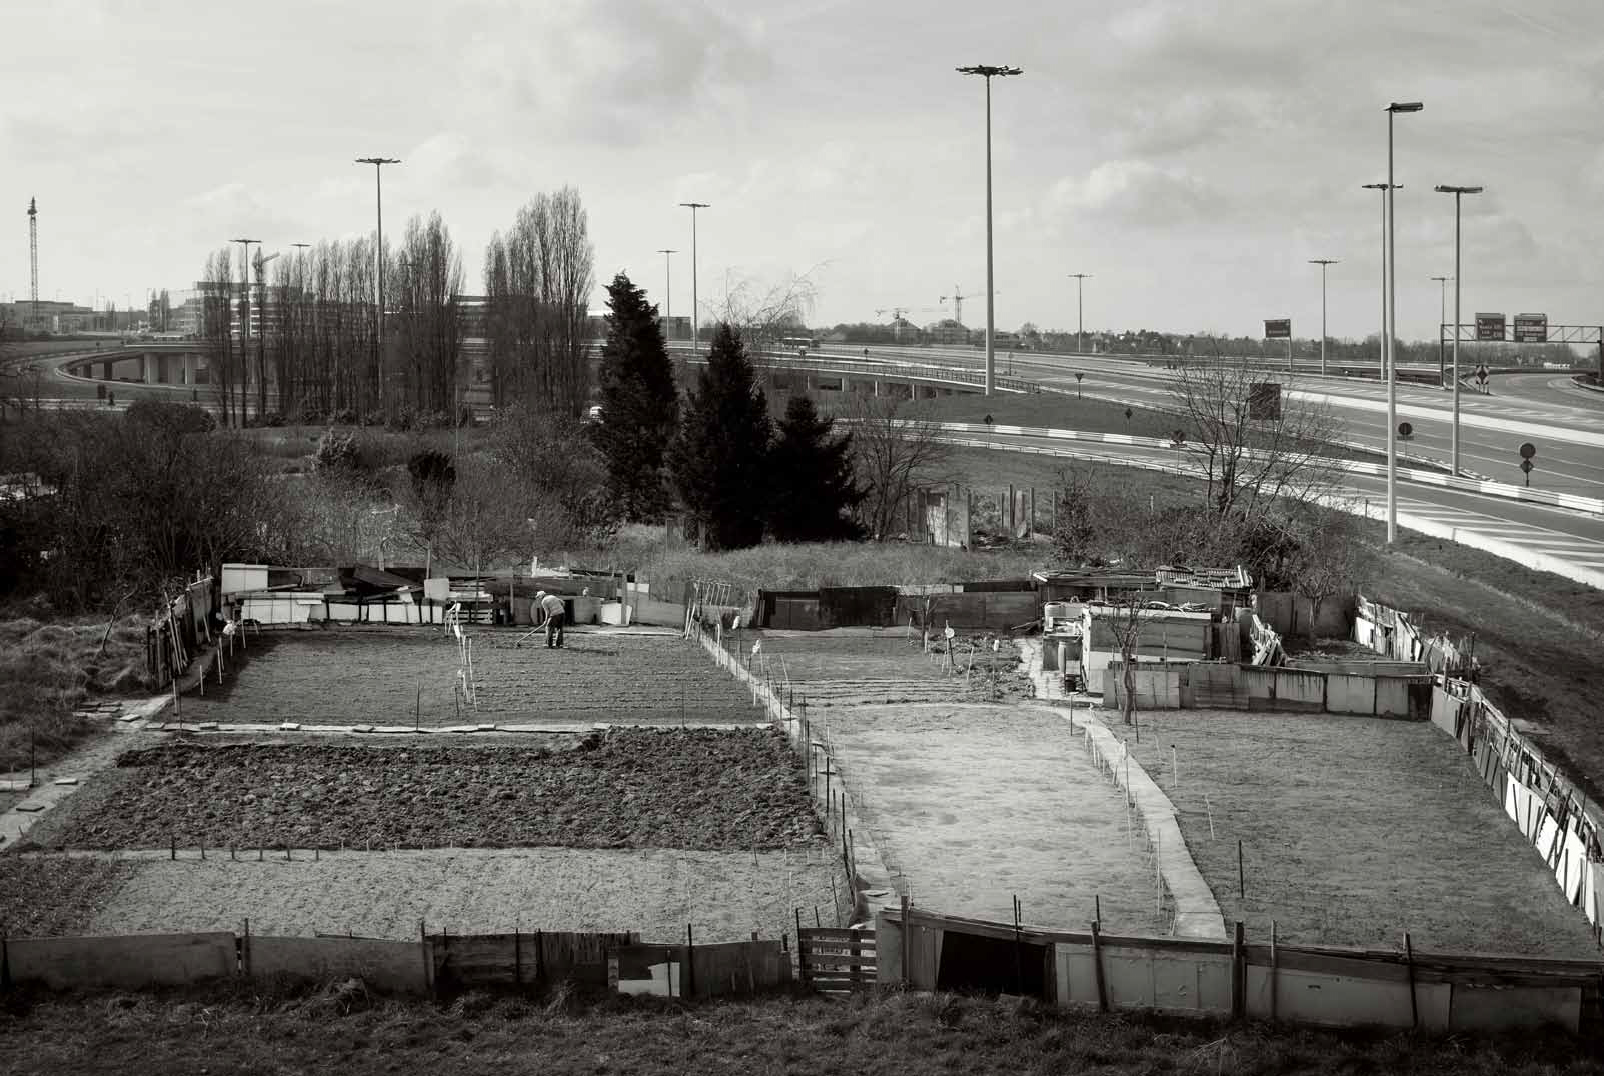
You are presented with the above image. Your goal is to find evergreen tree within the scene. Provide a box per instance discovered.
[668,323,773,550]
[594,272,678,520]
[768,395,865,543]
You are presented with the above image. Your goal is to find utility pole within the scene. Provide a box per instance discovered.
[1308,260,1338,377]
[1435,185,1483,478]
[231,237,260,422]
[1383,100,1423,545]
[958,63,1023,396]
[1068,273,1091,353]
[356,157,401,420]
[678,203,708,356]
[657,249,676,341]
[1430,275,1450,386]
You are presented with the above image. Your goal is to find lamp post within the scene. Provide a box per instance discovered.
[958,63,1022,396]
[1434,185,1482,477]
[1360,184,1394,385]
[1308,260,1338,377]
[656,249,677,341]
[1383,101,1423,545]
[355,156,401,420]
[1430,275,1451,387]
[678,203,708,356]
[231,237,259,418]
[1069,273,1091,353]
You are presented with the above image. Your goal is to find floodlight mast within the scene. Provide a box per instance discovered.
[355,157,401,420]
[1308,260,1339,377]
[957,63,1023,396]
[1382,101,1423,544]
[1434,184,1484,477]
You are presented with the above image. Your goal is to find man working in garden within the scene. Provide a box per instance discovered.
[534,590,566,649]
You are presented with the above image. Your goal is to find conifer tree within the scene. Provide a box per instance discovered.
[667,323,773,550]
[594,272,678,520]
[768,395,865,543]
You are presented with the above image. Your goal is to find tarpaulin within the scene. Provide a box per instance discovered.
[1558,828,1587,905]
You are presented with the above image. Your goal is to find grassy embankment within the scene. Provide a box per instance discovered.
[0,618,149,777]
[4,983,1602,1075]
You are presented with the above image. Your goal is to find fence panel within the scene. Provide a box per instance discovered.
[249,935,427,994]
[799,927,877,994]
[5,932,237,990]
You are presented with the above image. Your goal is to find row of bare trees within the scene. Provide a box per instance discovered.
[198,191,597,426]
[482,188,595,415]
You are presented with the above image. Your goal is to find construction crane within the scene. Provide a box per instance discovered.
[939,286,1001,327]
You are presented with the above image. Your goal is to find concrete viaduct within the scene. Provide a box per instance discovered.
[61,342,210,389]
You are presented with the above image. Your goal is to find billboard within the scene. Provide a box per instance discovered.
[1475,313,1506,341]
[1512,313,1549,343]
[1248,381,1282,421]
[1263,319,1291,339]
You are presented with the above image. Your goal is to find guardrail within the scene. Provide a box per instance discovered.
[913,421,1604,517]
[684,350,1052,395]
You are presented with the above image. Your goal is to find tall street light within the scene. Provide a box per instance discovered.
[1068,273,1091,353]
[1384,101,1423,545]
[1430,275,1451,387]
[1308,259,1338,377]
[656,249,677,341]
[231,237,259,416]
[356,156,401,419]
[1360,184,1394,384]
[957,63,1022,396]
[678,203,709,356]
[1435,185,1483,478]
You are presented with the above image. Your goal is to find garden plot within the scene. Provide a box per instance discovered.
[175,629,760,728]
[824,703,1170,937]
[25,730,816,852]
[734,629,1029,709]
[1121,709,1600,957]
[65,846,844,946]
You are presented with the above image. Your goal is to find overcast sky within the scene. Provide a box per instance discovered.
[3,0,1600,342]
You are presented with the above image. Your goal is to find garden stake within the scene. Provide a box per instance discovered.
[200,838,205,861]
[258,847,264,861]
[170,834,175,860]
[1205,794,1216,839]
[1238,840,1245,899]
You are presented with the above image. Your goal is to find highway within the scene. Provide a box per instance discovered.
[831,342,1604,498]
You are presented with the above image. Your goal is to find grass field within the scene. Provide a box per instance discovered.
[4,983,1600,1075]
[0,616,150,773]
[1118,709,1599,957]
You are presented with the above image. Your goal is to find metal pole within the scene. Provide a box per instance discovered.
[1078,276,1083,353]
[657,249,675,340]
[983,74,995,397]
[376,166,385,417]
[1433,276,1449,386]
[1386,112,1398,544]
[679,203,708,356]
[1452,195,1462,475]
[1320,262,1328,376]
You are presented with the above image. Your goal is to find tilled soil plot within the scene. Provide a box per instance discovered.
[28,729,820,852]
[0,856,136,936]
[69,846,847,944]
[175,629,759,728]
[725,630,1031,708]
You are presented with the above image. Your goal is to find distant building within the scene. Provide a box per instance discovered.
[925,318,968,345]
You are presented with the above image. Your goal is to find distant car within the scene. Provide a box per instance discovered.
[583,404,603,424]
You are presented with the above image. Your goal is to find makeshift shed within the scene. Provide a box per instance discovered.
[1079,607,1214,693]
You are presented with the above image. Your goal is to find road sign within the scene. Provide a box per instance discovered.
[1513,313,1549,343]
[1519,442,1536,459]
[1248,382,1282,421]
[1171,429,1186,445]
[1263,319,1292,340]
[1475,365,1489,384]
[1520,459,1534,472]
[1475,313,1506,341]
[1398,421,1413,439]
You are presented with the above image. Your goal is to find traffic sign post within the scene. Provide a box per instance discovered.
[1074,371,1084,399]
[1398,421,1413,441]
[1170,429,1186,473]
[1264,319,1292,372]
[1519,442,1536,488]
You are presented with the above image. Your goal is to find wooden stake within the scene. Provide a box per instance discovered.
[1270,920,1279,1022]
[1404,931,1418,1028]
[1237,840,1245,900]
[1205,793,1216,839]
[1091,918,1108,1012]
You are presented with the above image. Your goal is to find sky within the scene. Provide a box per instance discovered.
[3,0,1601,342]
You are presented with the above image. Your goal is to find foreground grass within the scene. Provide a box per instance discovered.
[0,617,150,773]
[2,984,1599,1075]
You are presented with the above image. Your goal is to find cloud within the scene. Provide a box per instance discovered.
[1048,160,1225,227]
[456,0,772,145]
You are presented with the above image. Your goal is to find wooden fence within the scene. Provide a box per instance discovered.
[0,927,790,1000]
[797,927,877,994]
[875,906,1603,1034]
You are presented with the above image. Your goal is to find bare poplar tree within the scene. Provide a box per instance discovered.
[394,211,465,416]
[201,247,238,428]
[483,188,595,416]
